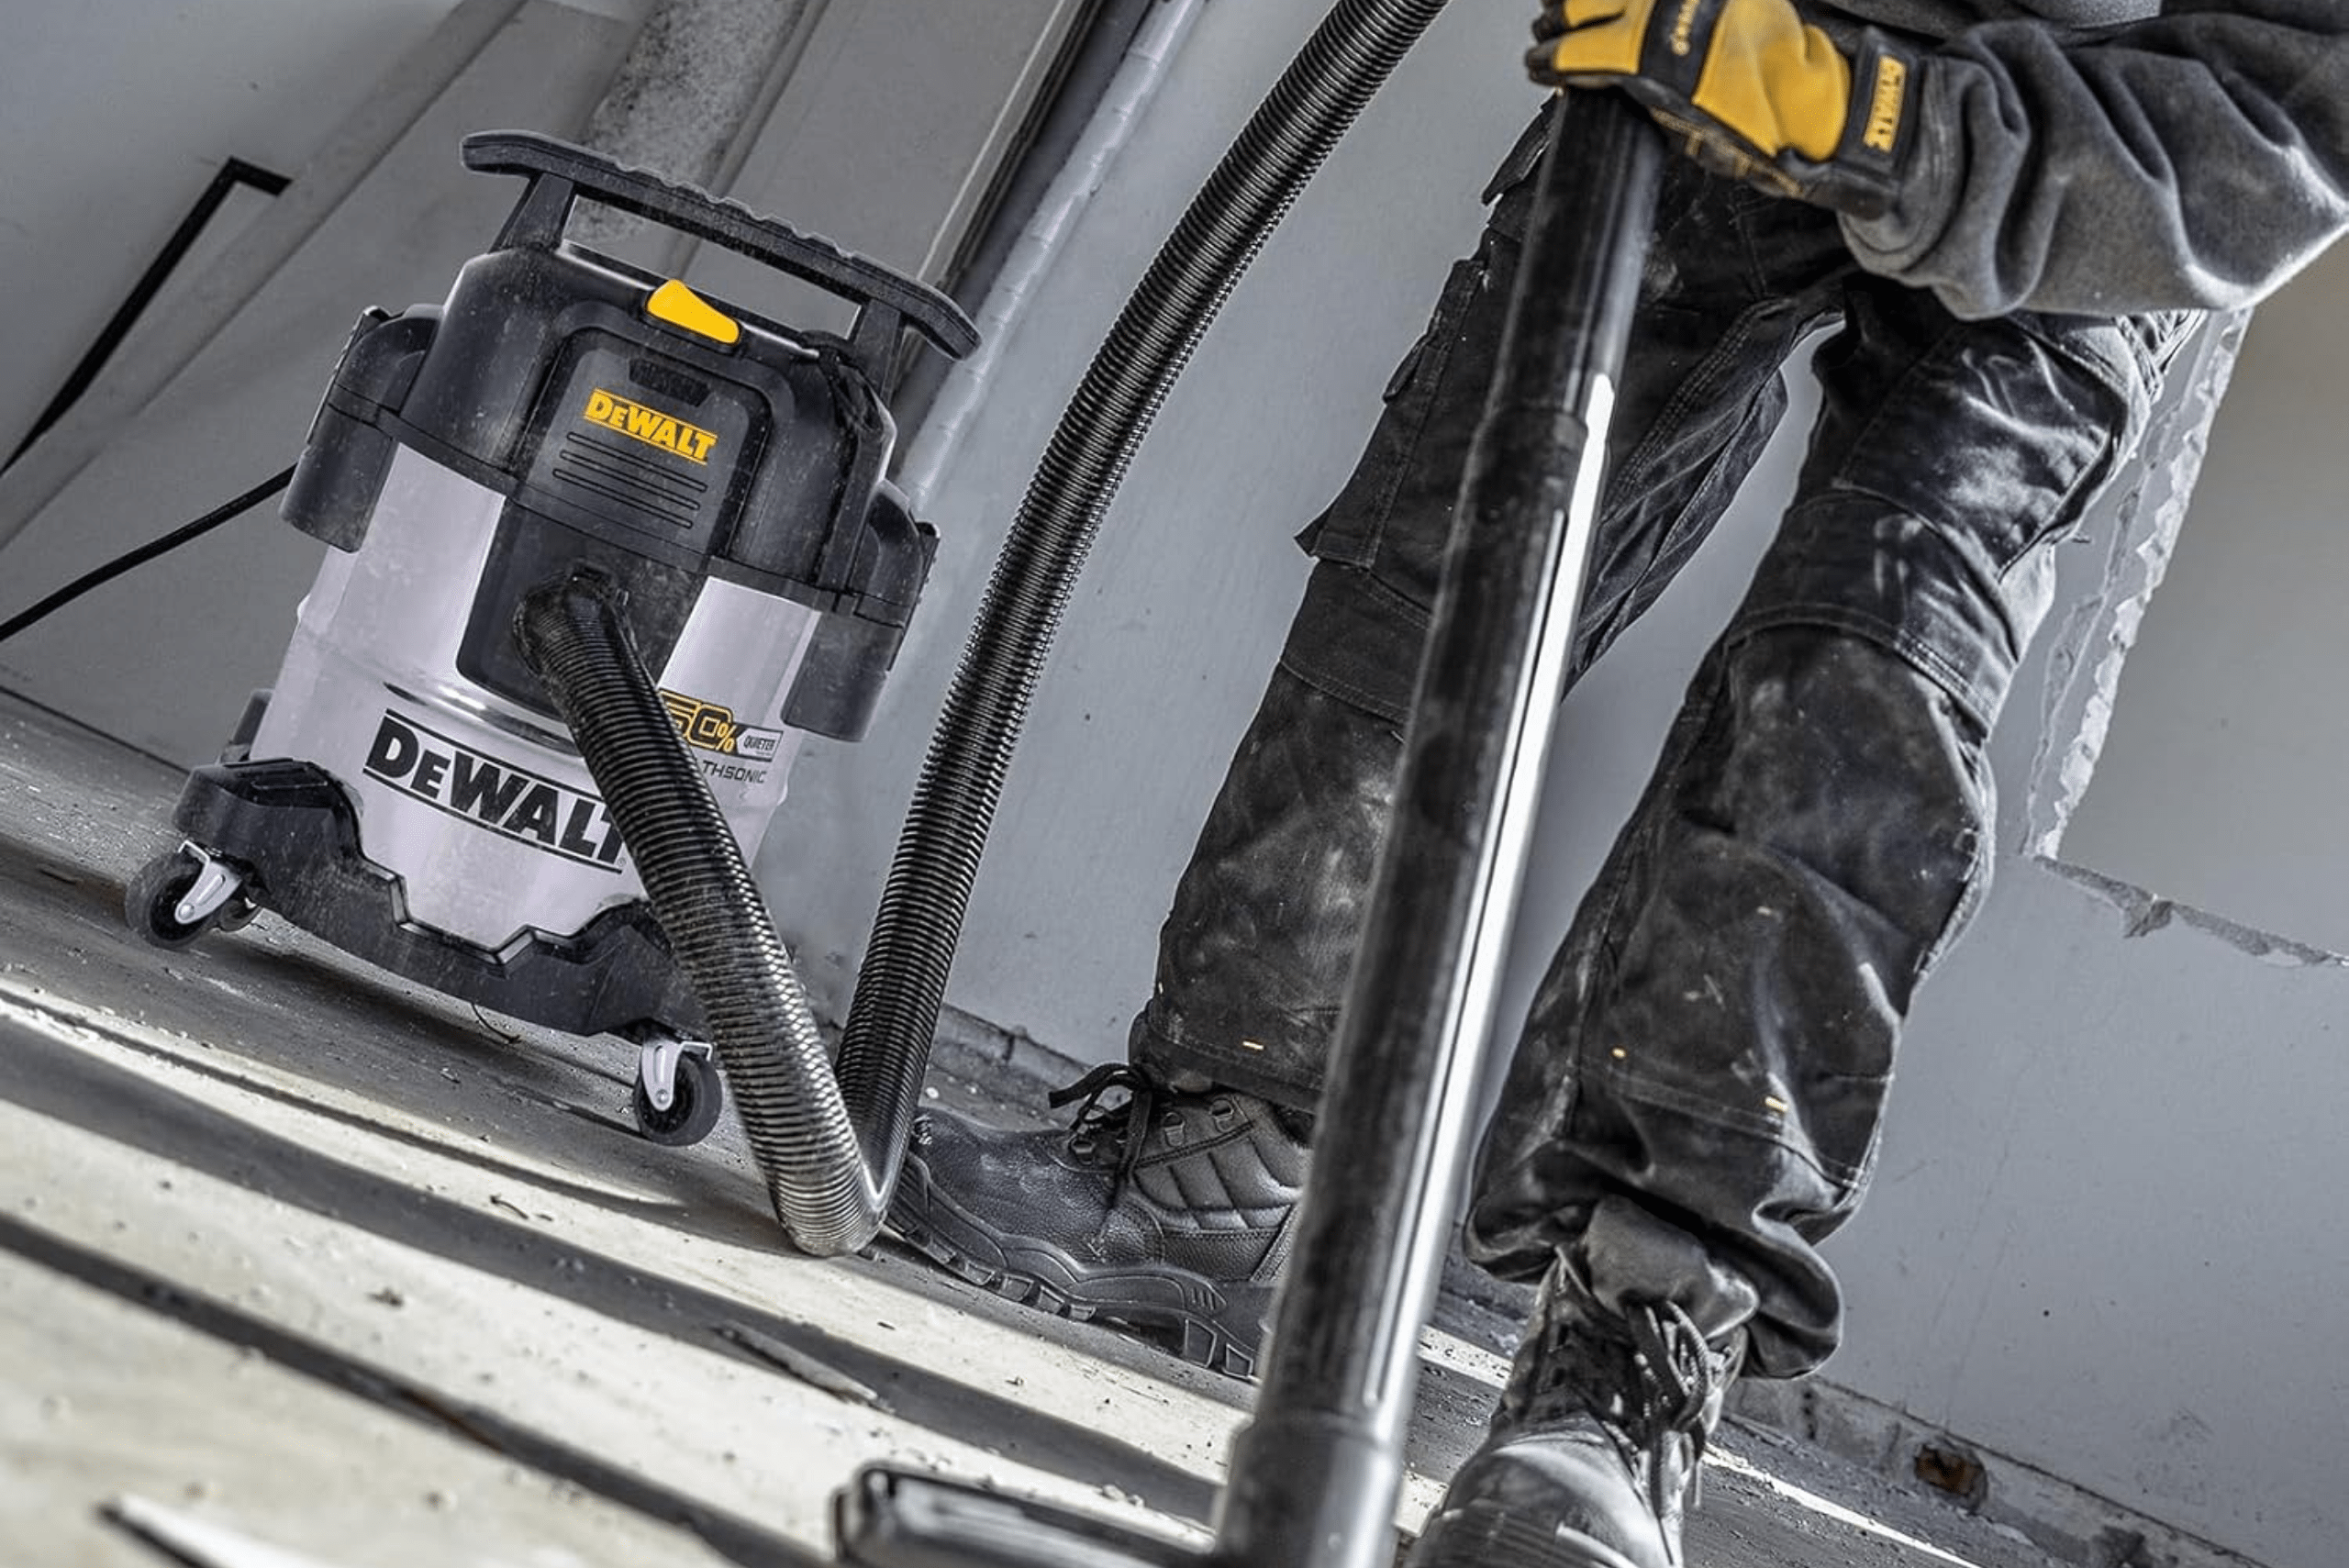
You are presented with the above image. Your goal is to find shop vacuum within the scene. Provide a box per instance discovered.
[124,132,977,1151]
[97,0,1664,1556]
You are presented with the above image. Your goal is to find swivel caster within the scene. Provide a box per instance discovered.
[632,1036,724,1145]
[125,844,260,951]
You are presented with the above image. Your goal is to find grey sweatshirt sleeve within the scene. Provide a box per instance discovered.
[1840,2,2349,318]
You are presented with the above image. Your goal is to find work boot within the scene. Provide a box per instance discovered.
[887,1064,1308,1378]
[1407,1264,1746,1568]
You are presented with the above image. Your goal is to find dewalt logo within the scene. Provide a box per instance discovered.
[364,710,626,872]
[582,387,718,464]
[1669,0,1703,56]
[1863,58,1909,153]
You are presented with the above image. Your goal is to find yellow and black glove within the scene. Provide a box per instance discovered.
[1527,0,1921,220]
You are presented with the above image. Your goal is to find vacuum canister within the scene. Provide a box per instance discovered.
[128,132,976,1142]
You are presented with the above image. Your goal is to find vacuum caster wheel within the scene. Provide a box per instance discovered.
[632,1040,724,1146]
[125,845,254,951]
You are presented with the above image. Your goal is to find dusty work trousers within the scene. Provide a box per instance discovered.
[1127,112,2194,1377]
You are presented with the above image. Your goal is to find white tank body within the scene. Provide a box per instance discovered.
[249,443,817,953]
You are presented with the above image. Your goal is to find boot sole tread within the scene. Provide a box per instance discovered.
[889,1166,1265,1381]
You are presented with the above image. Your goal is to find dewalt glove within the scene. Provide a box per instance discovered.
[1526,0,1921,220]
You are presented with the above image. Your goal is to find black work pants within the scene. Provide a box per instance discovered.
[1128,111,2191,1375]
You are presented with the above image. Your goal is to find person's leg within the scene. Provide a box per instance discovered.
[1136,149,1842,1110]
[890,127,1845,1374]
[1412,274,2196,1565]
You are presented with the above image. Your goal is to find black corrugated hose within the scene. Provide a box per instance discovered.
[527,0,1451,1256]
[516,575,878,1250]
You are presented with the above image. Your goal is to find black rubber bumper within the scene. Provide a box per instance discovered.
[171,757,702,1040]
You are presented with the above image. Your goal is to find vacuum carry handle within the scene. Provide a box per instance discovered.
[461,130,980,361]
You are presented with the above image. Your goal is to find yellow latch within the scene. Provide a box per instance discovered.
[645,279,740,346]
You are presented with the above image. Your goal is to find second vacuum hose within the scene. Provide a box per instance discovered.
[525,0,1452,1256]
[832,0,1451,1213]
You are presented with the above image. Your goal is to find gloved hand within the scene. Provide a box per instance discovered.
[1526,0,1920,220]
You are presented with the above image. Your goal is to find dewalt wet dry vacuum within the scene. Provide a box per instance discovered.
[127,133,975,1153]
[101,0,1664,1557]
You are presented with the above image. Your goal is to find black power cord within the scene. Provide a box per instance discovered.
[0,465,295,643]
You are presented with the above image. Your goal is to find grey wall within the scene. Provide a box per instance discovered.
[0,0,478,456]
[667,0,1092,335]
[2059,240,2349,953]
[0,0,653,761]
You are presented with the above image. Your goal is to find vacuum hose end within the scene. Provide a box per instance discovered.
[515,570,893,1257]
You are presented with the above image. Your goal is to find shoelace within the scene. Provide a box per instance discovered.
[1622,1299,1719,1517]
[1530,1295,1720,1519]
[1045,1062,1160,1188]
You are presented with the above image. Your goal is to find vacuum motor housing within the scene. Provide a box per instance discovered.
[158,132,977,1048]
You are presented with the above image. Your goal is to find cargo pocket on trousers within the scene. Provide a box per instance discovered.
[1295,252,1487,567]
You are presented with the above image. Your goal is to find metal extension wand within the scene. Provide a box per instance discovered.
[838,87,1665,1568]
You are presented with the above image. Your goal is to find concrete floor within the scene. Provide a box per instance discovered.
[0,684,2071,1568]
